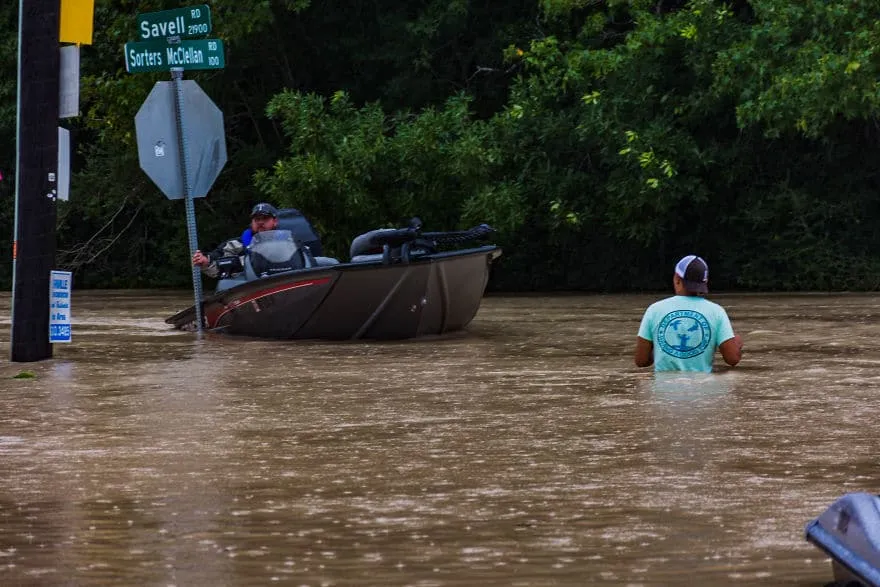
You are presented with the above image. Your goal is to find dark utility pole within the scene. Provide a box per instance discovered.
[11,0,60,362]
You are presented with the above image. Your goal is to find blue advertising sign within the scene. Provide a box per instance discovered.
[49,270,73,343]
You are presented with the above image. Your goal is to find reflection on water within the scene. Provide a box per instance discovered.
[1,291,879,585]
[642,371,734,397]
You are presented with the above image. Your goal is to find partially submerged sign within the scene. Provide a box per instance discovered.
[49,270,72,343]
[137,5,211,40]
[126,4,222,337]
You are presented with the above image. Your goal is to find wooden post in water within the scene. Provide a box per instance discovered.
[11,0,61,362]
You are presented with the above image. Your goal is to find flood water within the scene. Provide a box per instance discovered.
[0,290,878,586]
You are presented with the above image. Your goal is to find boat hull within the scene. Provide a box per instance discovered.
[166,245,501,339]
[805,492,880,587]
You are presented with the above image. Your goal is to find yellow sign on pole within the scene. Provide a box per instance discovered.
[59,0,95,45]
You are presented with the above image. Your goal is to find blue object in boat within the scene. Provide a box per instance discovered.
[805,492,880,587]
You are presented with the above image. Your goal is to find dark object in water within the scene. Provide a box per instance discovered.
[805,492,880,587]
[166,211,502,339]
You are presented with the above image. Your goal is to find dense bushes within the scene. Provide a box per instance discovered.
[3,0,880,291]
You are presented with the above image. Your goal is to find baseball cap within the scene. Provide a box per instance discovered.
[251,202,278,218]
[674,255,709,293]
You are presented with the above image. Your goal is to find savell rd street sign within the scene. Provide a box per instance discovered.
[137,4,211,40]
[124,38,225,73]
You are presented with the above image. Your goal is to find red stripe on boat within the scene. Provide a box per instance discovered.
[207,277,331,326]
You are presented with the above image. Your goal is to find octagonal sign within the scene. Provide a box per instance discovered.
[135,80,227,199]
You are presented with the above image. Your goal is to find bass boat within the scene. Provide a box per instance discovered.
[805,492,880,587]
[166,209,502,339]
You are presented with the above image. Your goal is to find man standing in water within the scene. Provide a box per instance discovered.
[634,255,743,372]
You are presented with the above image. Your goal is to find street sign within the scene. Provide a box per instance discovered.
[135,80,227,199]
[127,6,220,336]
[58,127,70,201]
[137,4,211,40]
[49,270,72,343]
[124,38,225,73]
[59,45,80,118]
[60,0,95,45]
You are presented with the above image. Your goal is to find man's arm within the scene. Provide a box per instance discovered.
[634,336,654,367]
[193,238,246,278]
[719,334,743,366]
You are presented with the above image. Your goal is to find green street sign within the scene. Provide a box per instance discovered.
[137,5,211,40]
[124,38,225,73]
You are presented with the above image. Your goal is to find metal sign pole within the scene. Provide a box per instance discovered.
[129,6,225,337]
[170,67,204,336]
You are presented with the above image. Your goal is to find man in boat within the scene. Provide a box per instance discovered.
[634,255,743,372]
[192,202,280,278]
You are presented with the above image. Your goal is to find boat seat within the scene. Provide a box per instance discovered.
[276,208,324,256]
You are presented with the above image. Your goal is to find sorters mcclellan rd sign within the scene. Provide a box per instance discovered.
[124,38,225,73]
[125,4,223,73]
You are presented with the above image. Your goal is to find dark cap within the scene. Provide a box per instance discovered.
[251,203,278,218]
[674,255,709,294]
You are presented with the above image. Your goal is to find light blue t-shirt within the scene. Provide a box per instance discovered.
[637,295,735,372]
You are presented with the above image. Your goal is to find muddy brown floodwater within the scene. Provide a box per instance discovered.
[1,290,878,586]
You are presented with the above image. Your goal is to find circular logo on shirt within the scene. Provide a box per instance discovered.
[657,310,711,358]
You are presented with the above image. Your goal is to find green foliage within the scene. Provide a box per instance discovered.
[256,91,523,258]
[4,0,880,292]
[483,0,880,290]
[0,3,17,285]
[0,0,539,288]
[711,0,880,137]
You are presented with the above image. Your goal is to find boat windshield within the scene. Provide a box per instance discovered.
[250,230,298,262]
